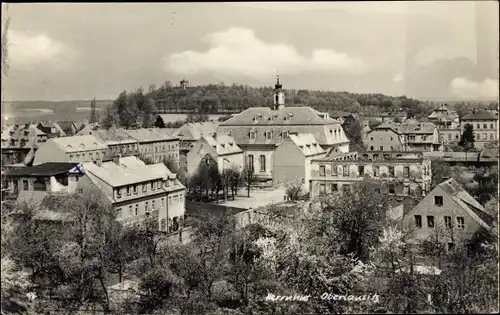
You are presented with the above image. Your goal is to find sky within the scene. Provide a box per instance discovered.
[1,1,499,102]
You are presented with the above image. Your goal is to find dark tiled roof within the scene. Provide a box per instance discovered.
[5,162,78,177]
[56,121,77,131]
[462,111,498,120]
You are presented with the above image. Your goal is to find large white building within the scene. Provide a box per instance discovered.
[217,76,350,183]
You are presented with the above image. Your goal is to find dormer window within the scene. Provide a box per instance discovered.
[221,143,225,148]
[282,131,289,139]
[249,131,257,139]
[80,144,86,148]
[67,144,72,148]
[265,131,273,140]
[212,145,217,149]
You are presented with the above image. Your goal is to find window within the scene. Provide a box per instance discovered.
[403,166,410,178]
[390,137,393,141]
[422,135,427,141]
[319,165,326,176]
[152,200,155,210]
[161,198,165,207]
[447,243,455,251]
[483,123,487,129]
[331,164,337,176]
[414,215,422,228]
[77,188,83,194]
[427,216,434,228]
[320,184,326,195]
[388,184,395,194]
[265,131,272,140]
[260,155,266,172]
[145,201,149,212]
[358,165,364,177]
[135,204,138,215]
[448,133,452,140]
[476,124,480,129]
[342,185,350,194]
[370,137,374,141]
[249,131,256,139]
[444,216,452,229]
[133,185,138,194]
[117,208,122,217]
[343,165,350,177]
[157,181,161,189]
[174,195,179,204]
[129,205,132,216]
[403,186,410,196]
[142,184,147,192]
[434,196,443,206]
[370,146,374,151]
[169,196,172,205]
[380,146,383,151]
[22,180,28,190]
[490,123,494,129]
[127,186,131,195]
[117,189,122,198]
[490,133,494,140]
[457,217,464,229]
[331,183,338,192]
[161,219,166,231]
[248,155,254,172]
[282,131,289,139]
[389,166,395,177]
[390,146,394,151]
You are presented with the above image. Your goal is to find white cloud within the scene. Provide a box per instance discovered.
[7,30,72,69]
[450,77,499,99]
[165,28,366,79]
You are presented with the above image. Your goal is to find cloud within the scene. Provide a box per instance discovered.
[7,30,73,69]
[165,28,366,79]
[450,77,499,99]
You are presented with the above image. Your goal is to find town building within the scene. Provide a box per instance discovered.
[173,121,220,171]
[273,133,326,188]
[427,104,461,145]
[3,162,83,203]
[364,122,404,151]
[309,151,432,199]
[32,135,108,166]
[77,128,139,160]
[36,121,66,138]
[1,124,49,165]
[403,178,494,249]
[123,128,180,164]
[362,111,407,123]
[79,156,185,232]
[186,133,243,177]
[330,112,358,125]
[218,76,350,183]
[460,110,498,149]
[399,121,442,152]
[56,120,79,136]
[75,123,99,136]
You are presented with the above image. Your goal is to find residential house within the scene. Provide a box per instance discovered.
[78,156,185,232]
[309,151,432,199]
[460,110,498,149]
[273,133,326,189]
[427,104,461,145]
[330,112,357,125]
[364,122,404,151]
[33,135,108,166]
[124,128,180,164]
[1,124,49,165]
[3,162,83,203]
[362,111,407,123]
[75,123,99,136]
[77,128,139,160]
[173,121,220,170]
[56,121,79,136]
[218,76,350,183]
[186,133,243,177]
[399,121,442,152]
[36,121,66,138]
[403,178,494,249]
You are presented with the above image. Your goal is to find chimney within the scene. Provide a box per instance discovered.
[113,154,121,164]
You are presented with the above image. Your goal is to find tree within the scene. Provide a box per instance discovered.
[154,116,166,128]
[284,179,304,201]
[162,155,179,173]
[459,123,475,151]
[342,119,365,152]
[89,98,98,124]
[136,153,155,165]
[242,166,255,198]
[472,167,498,205]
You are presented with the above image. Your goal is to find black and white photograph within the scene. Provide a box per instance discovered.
[1,1,499,314]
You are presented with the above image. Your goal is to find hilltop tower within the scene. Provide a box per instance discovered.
[273,74,285,110]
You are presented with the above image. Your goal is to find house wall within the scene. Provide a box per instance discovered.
[217,152,244,174]
[105,143,139,159]
[461,119,498,149]
[186,138,217,177]
[402,186,482,242]
[138,139,179,164]
[272,139,306,185]
[364,129,403,151]
[439,129,461,144]
[33,142,67,165]
[242,146,275,180]
[309,159,432,199]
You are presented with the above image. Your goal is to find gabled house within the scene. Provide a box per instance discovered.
[460,110,498,150]
[36,121,66,138]
[273,133,326,189]
[77,128,139,161]
[56,121,79,136]
[364,122,404,152]
[1,124,49,165]
[123,128,180,164]
[403,178,495,249]
[186,133,243,177]
[398,122,441,152]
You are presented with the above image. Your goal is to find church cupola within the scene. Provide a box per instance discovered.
[273,74,285,110]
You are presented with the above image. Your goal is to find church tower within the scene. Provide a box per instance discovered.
[273,74,285,110]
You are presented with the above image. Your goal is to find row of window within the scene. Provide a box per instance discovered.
[116,180,175,198]
[318,182,413,195]
[475,132,496,141]
[370,145,395,151]
[469,123,495,130]
[69,151,103,161]
[414,215,464,229]
[247,154,266,172]
[249,130,288,140]
[139,143,178,154]
[117,195,183,217]
[319,165,414,178]
[160,215,183,233]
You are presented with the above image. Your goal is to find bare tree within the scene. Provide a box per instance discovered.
[1,3,10,78]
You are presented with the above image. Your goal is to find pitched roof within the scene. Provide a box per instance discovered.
[173,121,220,141]
[56,120,78,132]
[123,128,177,142]
[81,156,181,187]
[397,122,436,134]
[89,129,138,145]
[427,105,459,121]
[288,133,326,156]
[75,123,99,136]
[462,111,498,120]
[220,106,339,126]
[437,178,492,230]
[1,124,47,149]
[201,134,242,156]
[50,135,108,153]
[5,162,78,176]
[374,121,399,133]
